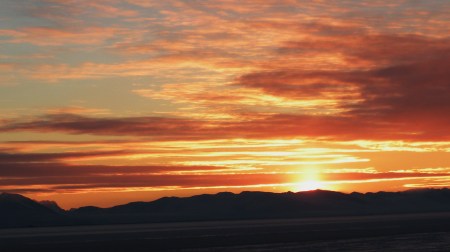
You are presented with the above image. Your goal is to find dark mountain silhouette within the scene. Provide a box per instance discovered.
[39,200,65,213]
[70,189,450,225]
[0,193,73,228]
[2,188,450,228]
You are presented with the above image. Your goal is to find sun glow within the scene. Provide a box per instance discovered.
[294,168,327,191]
[296,180,324,191]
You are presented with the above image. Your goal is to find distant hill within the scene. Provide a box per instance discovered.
[2,189,450,228]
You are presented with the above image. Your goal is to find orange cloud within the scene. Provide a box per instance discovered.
[2,111,450,142]
[1,157,448,195]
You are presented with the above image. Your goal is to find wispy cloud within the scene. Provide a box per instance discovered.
[2,112,449,141]
[0,27,123,46]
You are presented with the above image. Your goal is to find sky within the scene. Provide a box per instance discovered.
[0,0,449,209]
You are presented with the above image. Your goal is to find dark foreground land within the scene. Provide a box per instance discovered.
[2,212,450,252]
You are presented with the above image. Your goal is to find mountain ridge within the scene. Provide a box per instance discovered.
[0,192,75,228]
[2,188,450,228]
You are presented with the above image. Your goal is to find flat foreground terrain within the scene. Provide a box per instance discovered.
[2,213,450,251]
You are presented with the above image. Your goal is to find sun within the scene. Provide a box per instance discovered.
[296,180,324,191]
[293,167,328,192]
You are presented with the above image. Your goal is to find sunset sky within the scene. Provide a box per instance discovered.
[0,0,449,209]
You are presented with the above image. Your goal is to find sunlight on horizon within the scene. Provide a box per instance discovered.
[293,167,331,192]
[296,180,324,191]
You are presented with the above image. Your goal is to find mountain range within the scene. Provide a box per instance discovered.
[2,188,450,228]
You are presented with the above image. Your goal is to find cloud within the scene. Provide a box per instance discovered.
[85,2,139,17]
[45,106,111,116]
[1,160,448,194]
[29,0,140,23]
[0,150,129,163]
[0,161,225,178]
[0,26,122,46]
[0,113,217,140]
[232,33,450,141]
[1,111,449,141]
